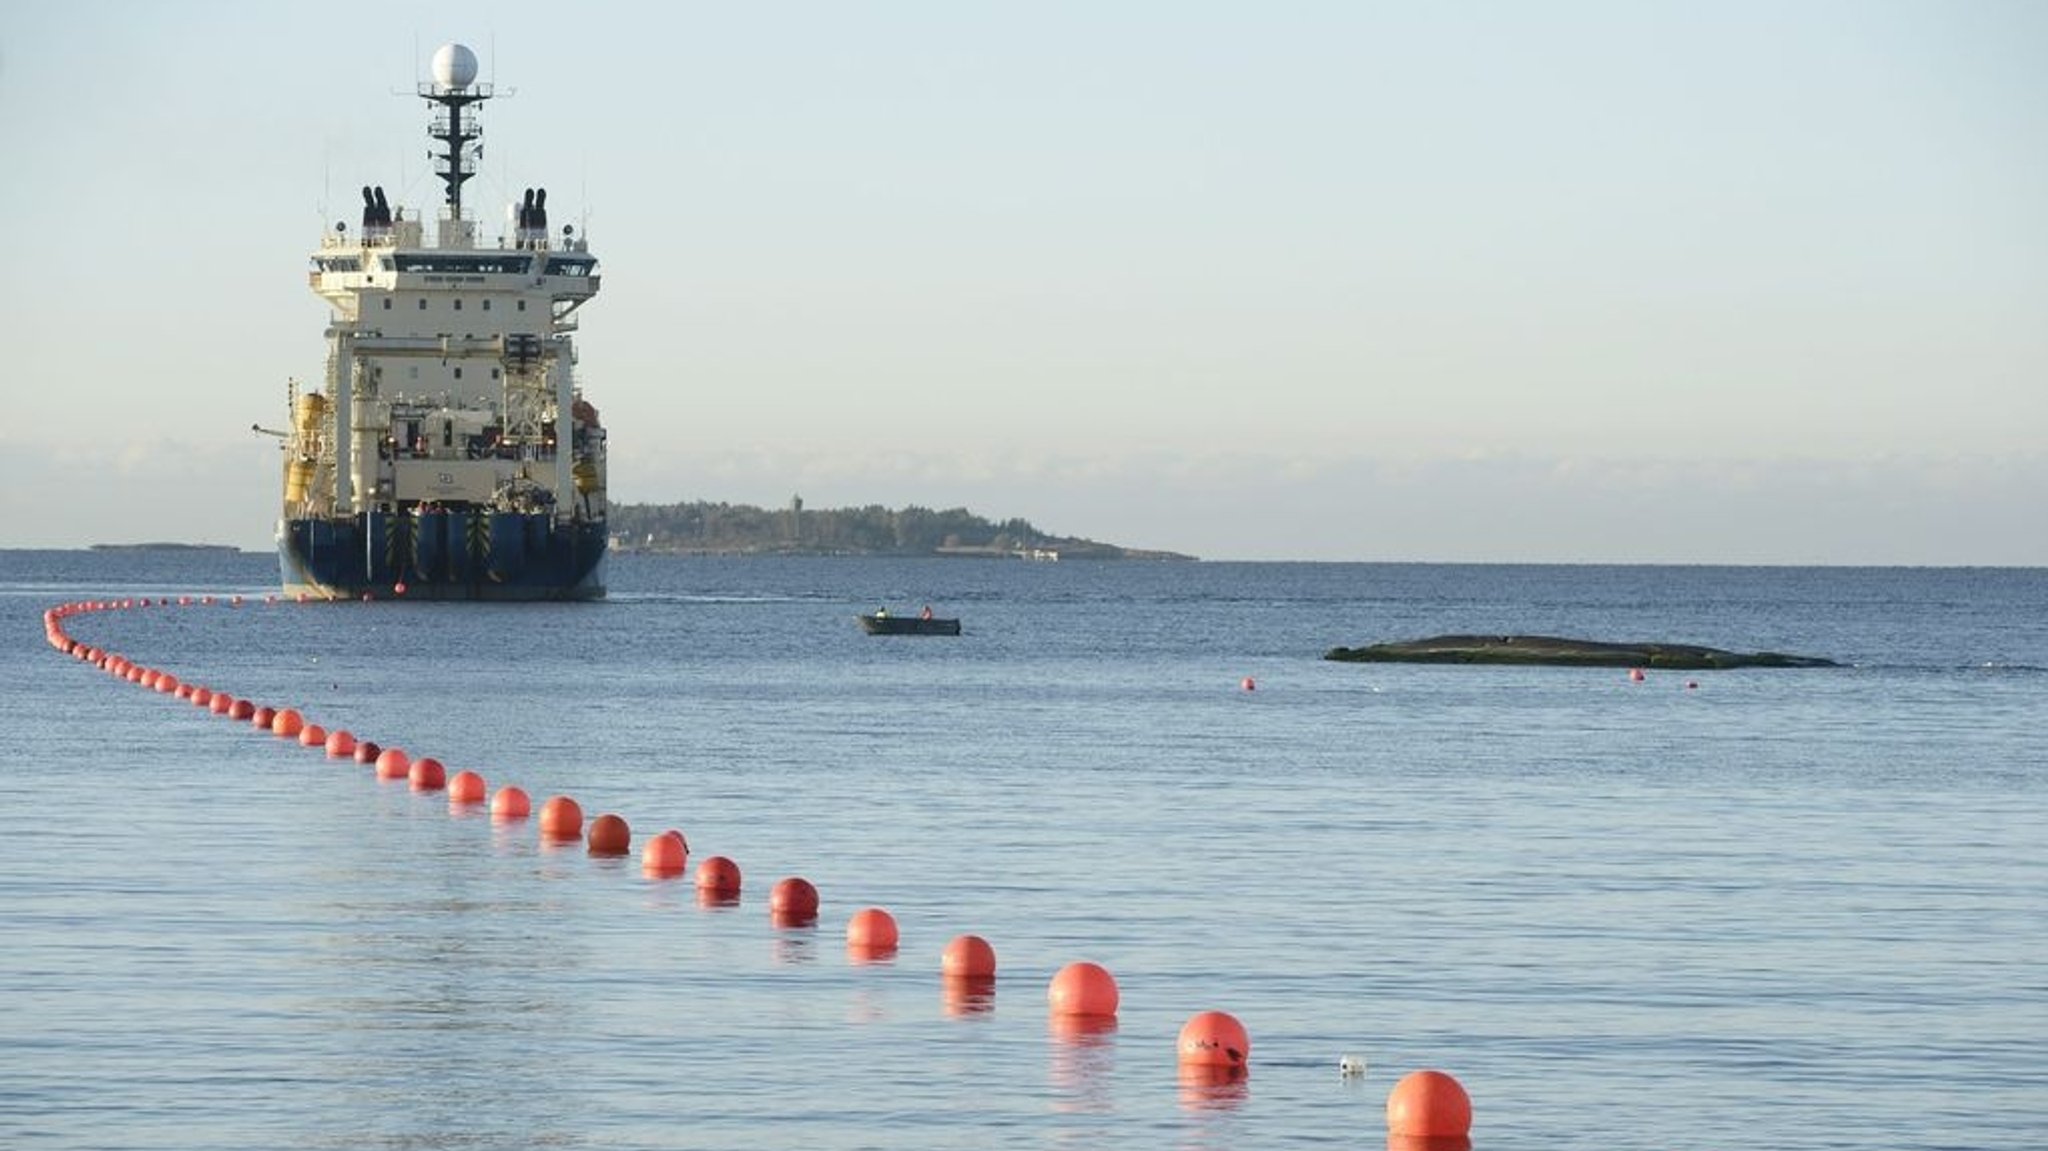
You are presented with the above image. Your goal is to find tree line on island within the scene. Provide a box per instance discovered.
[608,499,1192,560]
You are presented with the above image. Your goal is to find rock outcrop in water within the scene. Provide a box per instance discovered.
[1323,635,1838,669]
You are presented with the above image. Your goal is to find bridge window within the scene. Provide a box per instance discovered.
[389,254,534,275]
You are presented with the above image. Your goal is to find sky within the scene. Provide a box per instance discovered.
[2,1,2043,562]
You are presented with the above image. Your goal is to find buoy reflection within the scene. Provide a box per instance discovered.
[1177,1062,1249,1111]
[942,975,996,1017]
[1048,1013,1117,1113]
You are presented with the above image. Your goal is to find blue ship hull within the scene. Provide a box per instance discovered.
[279,511,607,601]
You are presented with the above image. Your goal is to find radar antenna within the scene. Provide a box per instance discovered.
[419,43,491,220]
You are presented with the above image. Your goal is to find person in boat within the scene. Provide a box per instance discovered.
[874,607,888,619]
[919,605,934,620]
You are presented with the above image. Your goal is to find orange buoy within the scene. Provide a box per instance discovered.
[942,934,997,979]
[408,756,447,791]
[353,740,382,765]
[694,855,742,896]
[1386,1069,1472,1138]
[491,785,531,819]
[846,907,899,951]
[173,684,193,700]
[1177,1010,1250,1069]
[1047,961,1119,1017]
[586,812,630,855]
[228,699,255,721]
[538,795,584,841]
[325,729,356,758]
[1628,667,1646,682]
[251,705,278,730]
[1241,675,1256,692]
[210,693,235,715]
[641,832,687,876]
[299,723,327,747]
[374,747,410,780]
[770,877,820,921]
[154,673,181,694]
[190,686,213,707]
[447,770,487,803]
[271,708,304,737]
[393,581,407,596]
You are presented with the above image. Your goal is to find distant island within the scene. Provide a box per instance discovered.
[90,542,242,553]
[609,499,1194,560]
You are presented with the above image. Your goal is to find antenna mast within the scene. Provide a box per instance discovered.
[419,44,492,220]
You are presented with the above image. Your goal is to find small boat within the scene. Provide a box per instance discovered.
[858,613,961,636]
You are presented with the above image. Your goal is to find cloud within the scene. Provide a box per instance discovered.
[8,435,2039,564]
[612,444,2048,564]
[0,436,278,550]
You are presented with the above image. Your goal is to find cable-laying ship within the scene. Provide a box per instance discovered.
[276,42,607,600]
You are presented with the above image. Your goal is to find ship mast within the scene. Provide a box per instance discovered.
[419,44,491,234]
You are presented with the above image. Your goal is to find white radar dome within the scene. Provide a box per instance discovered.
[432,43,479,90]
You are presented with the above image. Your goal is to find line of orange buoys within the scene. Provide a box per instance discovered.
[41,594,1476,1142]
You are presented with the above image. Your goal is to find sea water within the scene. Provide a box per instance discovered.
[2,551,2042,1150]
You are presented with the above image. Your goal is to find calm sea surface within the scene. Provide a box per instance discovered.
[3,551,2043,1150]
